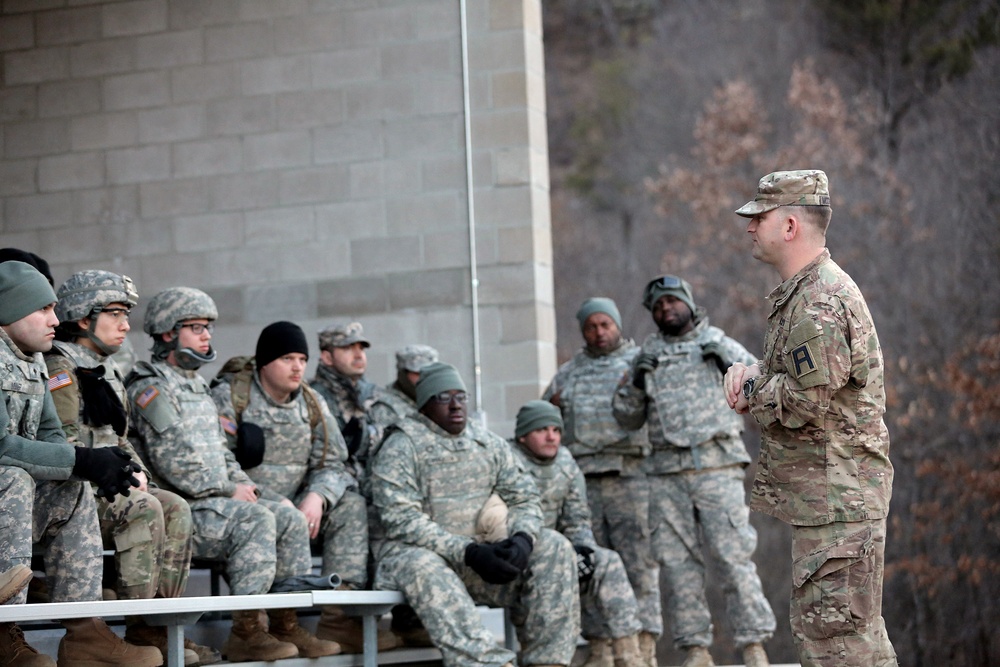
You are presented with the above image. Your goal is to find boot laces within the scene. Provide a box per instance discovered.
[7,624,40,656]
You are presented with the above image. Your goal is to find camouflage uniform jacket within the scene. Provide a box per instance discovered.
[367,383,416,448]
[45,341,149,476]
[371,412,543,566]
[543,340,650,476]
[511,441,597,551]
[309,364,376,471]
[747,250,893,526]
[210,372,354,507]
[613,314,755,473]
[0,328,76,478]
[126,360,254,500]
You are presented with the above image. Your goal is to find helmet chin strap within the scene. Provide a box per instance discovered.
[175,345,217,370]
[85,316,121,357]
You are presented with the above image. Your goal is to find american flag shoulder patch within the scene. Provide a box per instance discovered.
[48,371,73,392]
[219,416,238,436]
[136,386,159,409]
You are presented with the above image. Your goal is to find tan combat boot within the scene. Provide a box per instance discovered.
[681,645,715,667]
[0,565,32,605]
[267,608,341,658]
[0,622,55,667]
[124,619,199,666]
[315,605,400,653]
[223,610,298,662]
[611,634,641,667]
[742,642,770,667]
[580,637,613,667]
[638,631,658,667]
[58,617,163,667]
[183,637,222,666]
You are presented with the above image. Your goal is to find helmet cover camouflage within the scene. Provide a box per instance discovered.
[143,286,218,335]
[56,270,138,323]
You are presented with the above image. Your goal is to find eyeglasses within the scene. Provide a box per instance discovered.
[179,322,214,335]
[430,391,468,405]
[99,307,131,322]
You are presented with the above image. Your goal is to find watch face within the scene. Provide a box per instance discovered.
[743,379,754,399]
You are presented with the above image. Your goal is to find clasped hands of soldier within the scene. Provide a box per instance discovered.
[71,445,142,502]
[463,532,534,584]
[722,361,762,415]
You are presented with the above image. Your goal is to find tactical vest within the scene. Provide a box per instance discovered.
[49,341,125,449]
[512,444,569,532]
[560,343,644,458]
[0,331,46,441]
[392,418,496,539]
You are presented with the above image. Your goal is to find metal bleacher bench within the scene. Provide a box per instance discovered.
[0,590,410,667]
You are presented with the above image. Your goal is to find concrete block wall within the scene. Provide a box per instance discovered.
[0,0,554,436]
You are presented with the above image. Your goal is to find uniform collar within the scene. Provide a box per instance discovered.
[767,248,831,313]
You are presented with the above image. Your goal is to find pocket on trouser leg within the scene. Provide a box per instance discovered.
[113,521,155,589]
[792,525,875,641]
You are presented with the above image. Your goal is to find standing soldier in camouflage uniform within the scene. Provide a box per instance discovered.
[126,287,322,662]
[0,261,161,667]
[543,297,661,667]
[209,321,376,655]
[508,400,642,667]
[44,271,214,667]
[726,170,897,667]
[613,276,775,667]
[371,363,580,667]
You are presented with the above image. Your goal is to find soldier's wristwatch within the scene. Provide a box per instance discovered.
[742,377,756,400]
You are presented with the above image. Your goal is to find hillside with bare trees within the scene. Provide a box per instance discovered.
[542,1,1000,664]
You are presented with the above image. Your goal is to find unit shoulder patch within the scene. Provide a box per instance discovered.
[786,319,828,389]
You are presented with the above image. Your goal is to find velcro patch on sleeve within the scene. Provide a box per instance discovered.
[47,371,73,392]
[136,386,159,409]
[219,416,237,436]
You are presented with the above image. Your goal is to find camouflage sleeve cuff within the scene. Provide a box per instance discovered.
[749,374,778,427]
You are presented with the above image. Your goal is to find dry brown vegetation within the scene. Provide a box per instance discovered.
[544,1,1000,664]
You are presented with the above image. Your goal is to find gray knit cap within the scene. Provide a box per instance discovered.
[415,362,466,409]
[0,261,58,326]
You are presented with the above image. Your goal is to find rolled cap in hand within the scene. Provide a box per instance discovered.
[514,400,563,438]
[318,321,370,350]
[0,261,58,326]
[735,169,831,217]
[575,297,622,330]
[415,362,466,408]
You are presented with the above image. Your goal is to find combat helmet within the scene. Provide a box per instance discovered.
[143,286,218,369]
[55,270,138,355]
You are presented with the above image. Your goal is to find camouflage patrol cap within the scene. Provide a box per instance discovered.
[735,169,831,217]
[396,344,439,372]
[318,321,370,351]
[56,270,138,323]
[143,286,218,335]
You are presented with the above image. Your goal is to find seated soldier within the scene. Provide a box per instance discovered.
[370,362,580,667]
[508,400,643,667]
[367,344,439,442]
[0,261,161,667]
[45,270,215,667]
[126,288,338,661]
[210,321,394,653]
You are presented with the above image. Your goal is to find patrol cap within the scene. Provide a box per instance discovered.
[735,169,831,217]
[318,321,370,351]
[396,344,439,372]
[0,261,57,326]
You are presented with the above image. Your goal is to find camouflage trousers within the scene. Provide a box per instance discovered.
[375,528,580,667]
[311,489,368,588]
[650,465,775,649]
[586,472,663,636]
[580,544,643,640]
[188,496,312,596]
[790,518,897,667]
[0,466,103,604]
[98,487,193,599]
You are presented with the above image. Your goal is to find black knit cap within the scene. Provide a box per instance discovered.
[0,248,54,286]
[256,321,309,369]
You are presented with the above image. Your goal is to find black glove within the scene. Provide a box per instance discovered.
[464,542,521,584]
[574,545,596,583]
[632,352,659,388]
[701,341,731,375]
[74,366,127,437]
[342,416,364,457]
[73,446,141,502]
[494,531,533,571]
[234,422,266,469]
